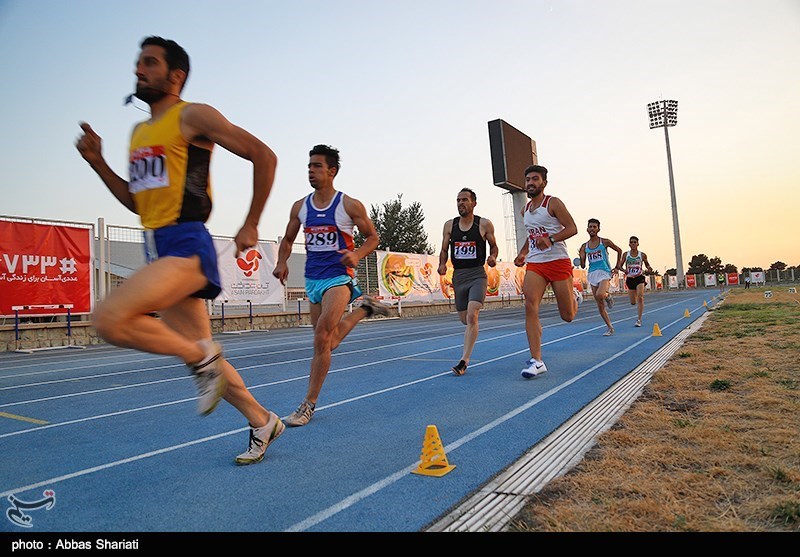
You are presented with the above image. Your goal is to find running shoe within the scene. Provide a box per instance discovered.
[574,288,583,306]
[190,342,228,416]
[284,400,316,427]
[235,412,285,465]
[360,296,391,317]
[606,294,615,309]
[521,358,547,378]
[603,328,615,336]
[452,360,467,376]
[635,320,642,327]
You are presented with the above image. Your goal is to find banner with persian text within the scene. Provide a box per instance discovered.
[0,220,93,316]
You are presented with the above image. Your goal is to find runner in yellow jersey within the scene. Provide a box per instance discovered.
[76,36,282,465]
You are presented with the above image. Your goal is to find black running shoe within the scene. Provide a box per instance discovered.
[452,360,467,376]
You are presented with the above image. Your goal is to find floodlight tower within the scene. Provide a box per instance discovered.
[647,99,684,288]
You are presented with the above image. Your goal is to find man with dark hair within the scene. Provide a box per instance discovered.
[438,187,499,375]
[615,236,653,327]
[514,165,581,378]
[578,218,623,336]
[273,144,390,427]
[75,36,283,465]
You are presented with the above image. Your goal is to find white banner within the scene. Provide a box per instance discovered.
[213,240,284,304]
[704,273,717,287]
[750,271,765,284]
[668,275,678,288]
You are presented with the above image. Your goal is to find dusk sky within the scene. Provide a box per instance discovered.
[1,0,798,273]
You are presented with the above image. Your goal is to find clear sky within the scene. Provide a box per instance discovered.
[1,0,798,273]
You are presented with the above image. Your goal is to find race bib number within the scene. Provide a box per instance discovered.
[528,229,551,253]
[129,146,168,194]
[627,264,642,276]
[587,251,603,263]
[305,225,339,252]
[453,241,477,259]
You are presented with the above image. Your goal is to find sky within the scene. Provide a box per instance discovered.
[1,0,798,273]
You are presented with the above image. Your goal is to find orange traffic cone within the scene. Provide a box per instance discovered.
[412,425,456,477]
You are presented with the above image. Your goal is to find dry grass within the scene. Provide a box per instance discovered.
[509,287,800,532]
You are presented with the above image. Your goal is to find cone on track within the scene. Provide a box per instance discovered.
[684,309,691,317]
[703,300,708,307]
[412,425,456,477]
[652,323,662,337]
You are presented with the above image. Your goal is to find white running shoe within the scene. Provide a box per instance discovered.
[360,296,391,317]
[574,288,583,307]
[235,412,285,465]
[284,400,316,427]
[603,328,615,336]
[521,358,547,379]
[190,342,228,416]
[635,320,642,327]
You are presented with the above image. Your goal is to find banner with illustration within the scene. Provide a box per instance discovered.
[376,251,523,303]
[704,273,717,287]
[213,240,284,305]
[0,220,94,317]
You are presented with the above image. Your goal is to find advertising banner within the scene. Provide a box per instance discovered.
[686,274,697,288]
[726,272,739,285]
[376,251,521,303]
[668,275,678,288]
[750,271,765,284]
[0,220,94,317]
[213,240,284,305]
[704,273,717,287]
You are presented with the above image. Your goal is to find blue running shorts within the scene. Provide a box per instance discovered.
[143,221,222,299]
[305,275,362,305]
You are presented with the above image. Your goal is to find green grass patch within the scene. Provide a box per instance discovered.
[710,379,731,391]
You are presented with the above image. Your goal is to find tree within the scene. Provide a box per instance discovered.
[355,194,434,255]
[770,261,787,271]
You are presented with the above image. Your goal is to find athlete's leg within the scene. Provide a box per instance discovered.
[460,300,482,364]
[551,276,578,323]
[93,256,208,365]
[523,271,549,361]
[160,298,270,428]
[636,283,646,321]
[305,285,352,405]
[593,280,613,331]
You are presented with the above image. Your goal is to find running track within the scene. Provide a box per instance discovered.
[0,290,720,533]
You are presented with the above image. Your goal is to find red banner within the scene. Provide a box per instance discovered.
[686,274,697,288]
[726,272,739,285]
[0,221,93,316]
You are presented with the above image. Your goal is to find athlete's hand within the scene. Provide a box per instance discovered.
[437,263,447,276]
[338,249,359,268]
[272,262,288,285]
[233,222,259,258]
[75,122,104,167]
[514,254,525,267]
[487,255,497,267]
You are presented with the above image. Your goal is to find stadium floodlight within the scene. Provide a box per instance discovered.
[648,99,684,288]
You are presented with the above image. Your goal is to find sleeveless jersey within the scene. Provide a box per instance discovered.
[299,191,355,280]
[128,101,213,229]
[450,215,486,269]
[623,250,644,277]
[585,239,612,273]
[523,195,569,263]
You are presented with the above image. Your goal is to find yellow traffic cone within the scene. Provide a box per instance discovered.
[652,323,662,336]
[412,425,456,477]
[684,309,691,317]
[703,300,708,307]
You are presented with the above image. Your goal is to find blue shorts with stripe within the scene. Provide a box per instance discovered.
[143,221,221,300]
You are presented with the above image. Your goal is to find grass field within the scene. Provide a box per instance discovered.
[509,287,800,532]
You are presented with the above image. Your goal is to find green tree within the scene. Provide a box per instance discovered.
[769,261,787,271]
[355,194,434,254]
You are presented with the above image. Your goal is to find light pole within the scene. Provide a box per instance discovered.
[647,99,684,288]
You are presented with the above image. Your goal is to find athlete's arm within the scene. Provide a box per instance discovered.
[604,238,624,271]
[341,195,380,269]
[548,197,578,243]
[578,242,587,269]
[482,219,499,267]
[438,221,452,275]
[272,199,303,285]
[181,103,278,257]
[642,252,653,272]
[75,122,136,213]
